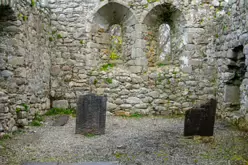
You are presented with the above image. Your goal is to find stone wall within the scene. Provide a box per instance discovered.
[48,0,218,115]
[0,1,51,132]
[212,0,248,129]
[0,0,248,132]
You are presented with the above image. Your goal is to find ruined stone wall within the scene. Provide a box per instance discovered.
[1,0,247,132]
[0,1,51,132]
[213,0,248,129]
[48,0,218,115]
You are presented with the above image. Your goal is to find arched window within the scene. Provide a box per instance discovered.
[109,24,122,60]
[158,24,171,61]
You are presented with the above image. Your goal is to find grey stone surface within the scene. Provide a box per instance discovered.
[52,115,70,126]
[224,85,240,104]
[53,100,69,109]
[0,0,247,134]
[76,94,107,135]
[1,70,13,78]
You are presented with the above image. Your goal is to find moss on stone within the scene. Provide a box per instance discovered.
[31,0,36,7]
[57,34,63,39]
[100,63,114,71]
[49,36,53,42]
[147,0,159,3]
[80,40,85,45]
[105,78,113,84]
[23,15,28,21]
[110,51,120,60]
[237,117,248,132]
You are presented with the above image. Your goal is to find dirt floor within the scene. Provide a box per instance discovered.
[0,116,248,165]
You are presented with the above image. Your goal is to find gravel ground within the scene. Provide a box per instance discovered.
[0,116,248,165]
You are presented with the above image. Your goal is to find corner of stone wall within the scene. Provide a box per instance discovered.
[0,0,52,132]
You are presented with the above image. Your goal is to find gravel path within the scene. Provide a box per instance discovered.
[1,116,248,165]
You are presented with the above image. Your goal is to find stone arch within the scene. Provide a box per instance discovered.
[141,3,186,65]
[86,2,139,70]
[92,2,138,30]
[141,3,183,27]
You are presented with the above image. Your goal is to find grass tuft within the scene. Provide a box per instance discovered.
[30,113,44,127]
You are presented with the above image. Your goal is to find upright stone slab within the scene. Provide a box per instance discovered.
[76,94,107,135]
[198,99,217,136]
[184,99,217,136]
[184,108,204,136]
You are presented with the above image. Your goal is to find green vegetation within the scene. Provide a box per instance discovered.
[84,133,97,138]
[147,0,159,3]
[16,103,29,113]
[57,34,63,39]
[49,36,53,42]
[110,51,120,60]
[1,134,12,140]
[80,40,85,45]
[45,108,76,116]
[23,15,28,21]
[129,113,144,118]
[100,63,114,71]
[114,152,128,159]
[17,13,28,21]
[94,79,98,85]
[49,30,64,42]
[120,112,146,119]
[30,113,44,127]
[31,0,36,7]
[21,103,29,112]
[143,4,149,8]
[105,78,113,84]
[18,13,23,20]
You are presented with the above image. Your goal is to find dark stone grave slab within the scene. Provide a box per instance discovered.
[184,99,217,136]
[184,108,204,136]
[76,94,107,135]
[52,115,69,126]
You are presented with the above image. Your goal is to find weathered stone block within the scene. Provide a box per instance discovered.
[1,70,13,78]
[129,66,142,73]
[8,57,24,67]
[53,115,69,126]
[76,94,107,135]
[52,100,69,109]
[0,123,4,132]
[126,97,141,104]
[224,85,240,104]
[107,102,117,111]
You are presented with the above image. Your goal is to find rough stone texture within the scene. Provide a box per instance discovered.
[52,100,69,109]
[212,0,248,127]
[52,115,69,126]
[0,0,248,132]
[0,1,51,132]
[47,0,219,117]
